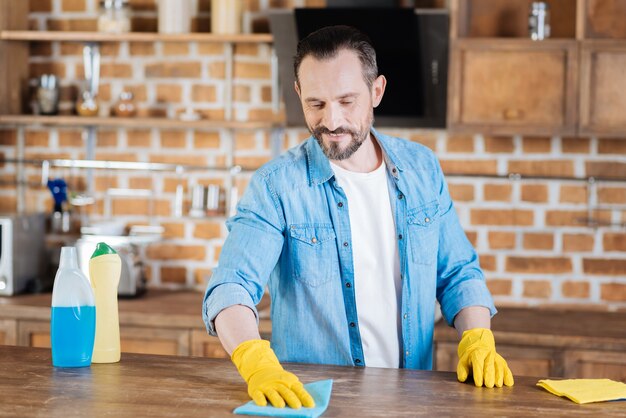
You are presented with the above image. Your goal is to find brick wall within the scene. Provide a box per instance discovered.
[0,0,625,310]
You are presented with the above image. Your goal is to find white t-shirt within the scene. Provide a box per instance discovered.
[330,159,402,368]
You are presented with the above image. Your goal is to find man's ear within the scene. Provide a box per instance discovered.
[294,81,301,99]
[371,75,387,108]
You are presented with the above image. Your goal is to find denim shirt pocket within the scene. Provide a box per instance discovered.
[407,201,440,265]
[288,224,337,286]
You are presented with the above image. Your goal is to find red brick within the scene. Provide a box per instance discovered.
[563,234,595,252]
[0,130,17,146]
[471,209,534,226]
[163,42,189,56]
[160,131,187,148]
[150,154,207,166]
[194,132,221,149]
[129,42,155,56]
[489,231,516,249]
[465,231,477,247]
[128,177,152,190]
[486,279,512,296]
[194,268,213,285]
[560,185,587,203]
[25,131,49,147]
[235,43,260,56]
[586,161,626,179]
[598,139,626,155]
[598,187,626,204]
[478,254,496,271]
[508,160,574,177]
[147,244,206,261]
[484,136,514,153]
[521,184,548,202]
[545,210,611,227]
[583,259,626,276]
[47,18,97,31]
[440,160,498,175]
[30,0,52,12]
[448,184,474,201]
[127,130,152,147]
[234,85,251,102]
[160,222,185,239]
[483,184,512,202]
[523,233,554,250]
[194,222,222,239]
[604,233,626,251]
[561,137,590,153]
[62,0,86,12]
[506,257,572,273]
[192,85,217,102]
[600,283,626,302]
[234,62,271,79]
[408,132,438,151]
[161,266,187,284]
[522,136,552,153]
[562,281,590,298]
[446,134,474,153]
[145,62,202,78]
[523,280,552,299]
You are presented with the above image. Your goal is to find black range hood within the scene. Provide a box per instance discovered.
[269,8,449,128]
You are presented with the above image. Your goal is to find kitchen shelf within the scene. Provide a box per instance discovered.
[0,115,281,130]
[0,30,274,43]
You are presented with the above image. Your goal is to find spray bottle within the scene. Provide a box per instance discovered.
[50,246,96,367]
[89,242,122,363]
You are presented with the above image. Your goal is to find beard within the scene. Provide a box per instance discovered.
[310,111,374,161]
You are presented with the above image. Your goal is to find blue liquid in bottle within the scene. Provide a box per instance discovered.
[51,305,96,367]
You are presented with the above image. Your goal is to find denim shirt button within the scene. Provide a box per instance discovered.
[343,242,349,247]
[311,237,317,244]
[398,193,403,200]
[345,282,351,288]
[349,322,355,327]
[355,359,362,364]
[405,351,409,356]
[425,217,430,223]
[403,314,408,319]
[338,202,343,208]
[398,234,403,240]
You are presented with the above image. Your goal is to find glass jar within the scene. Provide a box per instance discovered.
[529,2,550,41]
[98,0,131,33]
[112,91,137,117]
[76,90,99,117]
[36,74,60,115]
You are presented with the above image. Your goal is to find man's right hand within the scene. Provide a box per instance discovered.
[231,339,315,409]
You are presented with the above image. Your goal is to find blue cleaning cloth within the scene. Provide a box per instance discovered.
[233,379,333,418]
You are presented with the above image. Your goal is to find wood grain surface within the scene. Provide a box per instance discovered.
[2,345,625,417]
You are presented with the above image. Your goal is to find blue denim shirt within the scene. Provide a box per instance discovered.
[202,128,496,370]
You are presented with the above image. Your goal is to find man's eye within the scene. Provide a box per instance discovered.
[340,101,353,106]
[311,103,323,109]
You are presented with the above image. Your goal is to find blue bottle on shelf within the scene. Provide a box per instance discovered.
[50,246,96,368]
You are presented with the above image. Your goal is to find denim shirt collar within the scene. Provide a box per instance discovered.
[305,127,403,187]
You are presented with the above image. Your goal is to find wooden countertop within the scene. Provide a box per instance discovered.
[3,345,624,417]
[0,289,271,333]
[436,307,626,351]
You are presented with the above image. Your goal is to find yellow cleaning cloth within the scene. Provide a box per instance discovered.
[537,379,626,404]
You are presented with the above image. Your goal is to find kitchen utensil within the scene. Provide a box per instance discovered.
[36,74,60,115]
[529,2,550,40]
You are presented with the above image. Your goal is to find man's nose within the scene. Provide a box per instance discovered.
[321,103,343,132]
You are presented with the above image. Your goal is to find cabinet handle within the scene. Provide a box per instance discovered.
[503,108,524,120]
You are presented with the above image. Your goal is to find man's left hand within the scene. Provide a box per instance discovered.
[456,328,514,388]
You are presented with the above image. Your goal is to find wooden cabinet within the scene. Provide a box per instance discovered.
[0,291,272,359]
[448,39,578,135]
[449,0,626,137]
[0,319,17,345]
[434,307,626,379]
[579,41,626,137]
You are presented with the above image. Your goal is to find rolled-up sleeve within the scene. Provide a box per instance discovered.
[433,155,496,326]
[202,171,285,335]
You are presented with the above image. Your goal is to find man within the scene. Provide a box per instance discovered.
[202,25,514,409]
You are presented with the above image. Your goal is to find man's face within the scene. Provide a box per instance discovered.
[295,49,385,161]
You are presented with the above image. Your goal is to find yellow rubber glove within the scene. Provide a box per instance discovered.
[231,339,315,409]
[457,328,514,388]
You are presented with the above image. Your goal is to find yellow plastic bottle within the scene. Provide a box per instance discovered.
[89,242,121,363]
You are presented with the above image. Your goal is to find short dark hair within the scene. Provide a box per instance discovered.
[293,25,378,90]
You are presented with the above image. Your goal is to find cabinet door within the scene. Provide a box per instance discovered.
[448,39,578,136]
[435,341,565,378]
[17,320,190,356]
[579,41,626,137]
[564,350,626,380]
[0,319,17,345]
[190,330,229,359]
